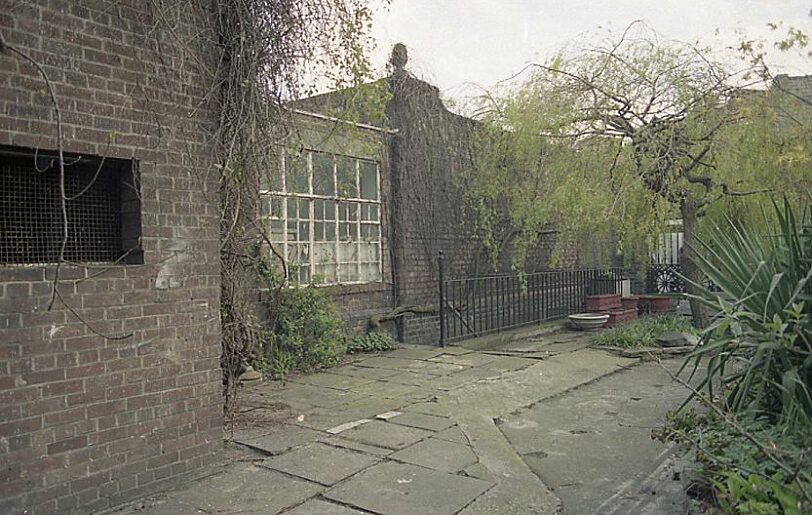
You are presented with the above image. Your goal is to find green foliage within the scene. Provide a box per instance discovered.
[466,22,740,271]
[255,257,346,379]
[346,331,397,354]
[655,408,812,513]
[591,314,693,348]
[466,21,810,281]
[715,470,811,515]
[682,198,812,429]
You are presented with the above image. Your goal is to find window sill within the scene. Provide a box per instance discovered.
[257,281,391,296]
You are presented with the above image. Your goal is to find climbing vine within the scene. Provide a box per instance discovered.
[3,0,384,420]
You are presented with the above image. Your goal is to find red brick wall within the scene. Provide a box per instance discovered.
[0,2,223,513]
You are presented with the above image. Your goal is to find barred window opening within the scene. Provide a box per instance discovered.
[0,146,142,265]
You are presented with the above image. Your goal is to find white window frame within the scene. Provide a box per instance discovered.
[261,149,383,285]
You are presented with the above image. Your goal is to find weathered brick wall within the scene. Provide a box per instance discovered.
[774,74,812,102]
[386,71,561,344]
[0,2,223,513]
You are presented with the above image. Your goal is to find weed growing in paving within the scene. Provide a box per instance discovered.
[346,331,397,354]
[255,258,346,379]
[591,314,693,348]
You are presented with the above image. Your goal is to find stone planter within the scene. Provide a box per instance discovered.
[568,313,610,330]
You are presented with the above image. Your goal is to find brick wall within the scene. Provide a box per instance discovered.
[386,71,561,344]
[0,2,223,513]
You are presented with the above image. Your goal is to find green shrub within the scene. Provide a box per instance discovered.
[655,408,812,513]
[654,198,812,513]
[591,314,693,348]
[254,258,346,380]
[682,197,812,429]
[346,331,397,354]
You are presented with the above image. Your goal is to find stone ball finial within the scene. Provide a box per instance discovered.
[391,43,408,69]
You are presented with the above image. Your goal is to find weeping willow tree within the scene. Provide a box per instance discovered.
[468,22,809,327]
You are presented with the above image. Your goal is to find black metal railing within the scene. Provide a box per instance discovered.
[438,252,625,345]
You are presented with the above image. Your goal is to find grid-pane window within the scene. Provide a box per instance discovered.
[262,150,382,284]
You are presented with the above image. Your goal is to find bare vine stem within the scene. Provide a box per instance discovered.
[0,30,68,312]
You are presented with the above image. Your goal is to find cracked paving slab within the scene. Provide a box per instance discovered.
[325,461,492,515]
[498,359,693,515]
[231,424,323,455]
[390,437,479,473]
[261,442,380,486]
[136,332,656,515]
[338,420,433,450]
[131,463,322,514]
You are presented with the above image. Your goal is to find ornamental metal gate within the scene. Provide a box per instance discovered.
[646,227,685,293]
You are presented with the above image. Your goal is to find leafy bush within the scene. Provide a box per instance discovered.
[682,198,812,429]
[591,314,693,348]
[655,409,812,513]
[254,259,346,379]
[346,331,397,354]
[655,197,812,513]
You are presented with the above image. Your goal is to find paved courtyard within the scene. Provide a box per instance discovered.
[116,328,694,514]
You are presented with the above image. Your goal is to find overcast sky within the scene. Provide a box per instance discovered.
[370,0,812,99]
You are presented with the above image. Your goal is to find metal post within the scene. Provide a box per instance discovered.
[438,251,446,347]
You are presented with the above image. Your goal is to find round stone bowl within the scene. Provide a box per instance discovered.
[568,313,610,330]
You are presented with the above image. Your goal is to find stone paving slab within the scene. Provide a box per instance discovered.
[135,463,322,514]
[261,443,379,486]
[463,462,494,483]
[400,401,449,417]
[428,369,498,391]
[439,346,475,355]
[384,371,440,386]
[333,397,407,418]
[433,425,469,444]
[428,353,498,367]
[478,355,539,373]
[416,361,468,375]
[498,359,690,515]
[278,384,354,408]
[290,372,374,390]
[351,380,424,399]
[284,499,367,514]
[330,365,402,380]
[134,331,666,515]
[290,408,361,432]
[321,435,395,457]
[391,438,479,473]
[232,424,323,455]
[388,412,455,432]
[351,356,432,371]
[385,347,445,360]
[338,420,433,450]
[291,399,403,432]
[325,461,492,515]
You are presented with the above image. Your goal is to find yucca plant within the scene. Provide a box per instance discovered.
[681,197,812,430]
